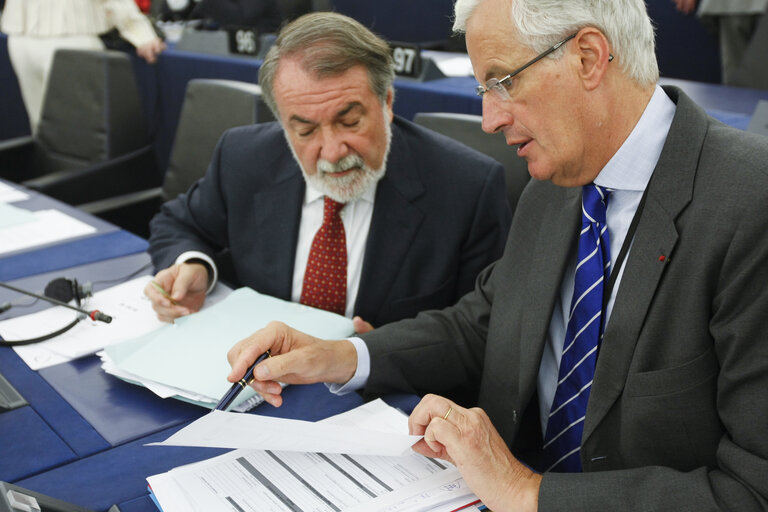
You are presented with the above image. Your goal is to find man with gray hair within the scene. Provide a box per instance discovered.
[145,12,511,335]
[227,0,768,510]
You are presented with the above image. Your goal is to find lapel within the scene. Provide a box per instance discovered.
[249,158,305,300]
[517,183,582,404]
[582,88,707,442]
[355,121,426,322]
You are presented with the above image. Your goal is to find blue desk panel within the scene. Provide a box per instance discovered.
[0,345,110,460]
[16,384,420,512]
[38,356,206,447]
[0,231,149,282]
[0,406,77,482]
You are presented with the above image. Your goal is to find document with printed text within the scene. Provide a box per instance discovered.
[147,400,479,512]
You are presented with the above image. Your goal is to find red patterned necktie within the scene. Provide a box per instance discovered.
[300,197,347,315]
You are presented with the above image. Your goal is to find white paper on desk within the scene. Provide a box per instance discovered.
[148,400,479,512]
[103,287,355,407]
[0,209,96,255]
[422,50,474,77]
[6,276,230,370]
[0,181,29,203]
[0,202,36,229]
[6,276,161,369]
[150,408,422,457]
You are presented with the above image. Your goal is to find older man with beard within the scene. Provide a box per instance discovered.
[144,12,511,334]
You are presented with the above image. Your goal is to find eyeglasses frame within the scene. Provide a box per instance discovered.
[475,32,579,99]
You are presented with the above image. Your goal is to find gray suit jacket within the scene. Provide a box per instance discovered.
[363,88,768,510]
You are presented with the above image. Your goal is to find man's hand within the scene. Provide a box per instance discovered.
[227,321,358,407]
[409,394,542,512]
[144,262,208,322]
[136,37,166,64]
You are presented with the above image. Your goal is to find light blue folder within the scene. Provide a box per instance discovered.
[104,288,355,408]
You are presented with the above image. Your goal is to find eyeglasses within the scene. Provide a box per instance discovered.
[475,32,578,101]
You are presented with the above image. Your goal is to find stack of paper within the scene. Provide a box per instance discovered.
[101,287,355,410]
[147,399,481,512]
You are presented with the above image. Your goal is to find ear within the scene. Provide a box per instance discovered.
[385,87,394,122]
[573,28,613,91]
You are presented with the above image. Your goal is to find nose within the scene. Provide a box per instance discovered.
[480,93,511,135]
[318,127,349,163]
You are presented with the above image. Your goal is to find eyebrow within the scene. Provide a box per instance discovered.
[288,102,363,126]
[337,102,362,118]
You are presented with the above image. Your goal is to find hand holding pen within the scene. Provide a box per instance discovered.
[144,263,209,322]
[216,350,271,410]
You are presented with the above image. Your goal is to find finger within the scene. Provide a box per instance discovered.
[227,327,281,381]
[409,394,453,436]
[411,438,444,459]
[249,379,283,397]
[253,349,307,383]
[247,379,284,407]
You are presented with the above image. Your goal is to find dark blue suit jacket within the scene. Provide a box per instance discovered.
[148,116,511,327]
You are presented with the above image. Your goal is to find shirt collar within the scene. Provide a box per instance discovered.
[594,85,676,192]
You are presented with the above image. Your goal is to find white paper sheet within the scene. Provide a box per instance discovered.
[0,181,29,203]
[148,400,479,512]
[421,50,474,77]
[0,209,97,255]
[150,409,422,457]
[5,276,229,370]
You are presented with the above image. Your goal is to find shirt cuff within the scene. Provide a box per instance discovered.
[174,251,218,294]
[326,337,370,395]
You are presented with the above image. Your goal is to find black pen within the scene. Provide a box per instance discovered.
[214,350,271,411]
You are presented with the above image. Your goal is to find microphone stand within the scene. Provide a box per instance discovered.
[0,282,112,323]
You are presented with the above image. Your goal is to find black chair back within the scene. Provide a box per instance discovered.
[413,112,530,214]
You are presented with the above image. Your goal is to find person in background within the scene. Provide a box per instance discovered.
[145,13,511,343]
[0,0,165,133]
[226,0,768,510]
[672,0,768,85]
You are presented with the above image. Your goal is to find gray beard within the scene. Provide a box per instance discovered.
[285,118,392,203]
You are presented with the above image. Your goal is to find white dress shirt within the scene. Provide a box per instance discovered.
[178,182,377,319]
[337,86,677,408]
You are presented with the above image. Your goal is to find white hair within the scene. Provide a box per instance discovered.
[453,0,658,87]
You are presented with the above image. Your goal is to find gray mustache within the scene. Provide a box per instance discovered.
[317,154,366,174]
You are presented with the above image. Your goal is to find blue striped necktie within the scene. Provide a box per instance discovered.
[541,184,611,472]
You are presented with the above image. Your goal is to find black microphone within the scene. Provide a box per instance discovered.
[0,281,112,323]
